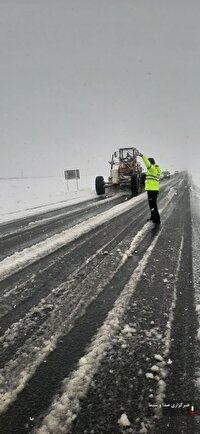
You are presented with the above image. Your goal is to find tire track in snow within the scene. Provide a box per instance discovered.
[190,185,200,434]
[68,185,191,434]
[71,236,185,434]
[0,180,177,318]
[0,195,126,261]
[0,201,146,323]
[0,184,181,434]
[0,178,179,282]
[154,189,197,434]
[0,197,102,237]
[0,178,184,434]
[0,183,180,416]
[0,205,147,367]
[0,180,178,366]
[0,194,146,281]
[0,216,162,434]
[0,192,99,222]
[33,220,163,434]
[0,213,152,416]
[0,195,122,238]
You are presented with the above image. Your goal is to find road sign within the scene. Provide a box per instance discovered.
[64,169,80,191]
[64,170,80,180]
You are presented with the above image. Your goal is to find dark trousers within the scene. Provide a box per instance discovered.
[147,191,160,224]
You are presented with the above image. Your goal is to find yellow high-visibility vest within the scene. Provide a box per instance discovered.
[142,155,161,191]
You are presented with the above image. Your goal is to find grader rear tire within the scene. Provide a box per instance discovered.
[131,173,139,196]
[95,176,105,195]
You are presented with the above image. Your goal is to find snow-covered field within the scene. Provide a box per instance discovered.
[0,177,96,223]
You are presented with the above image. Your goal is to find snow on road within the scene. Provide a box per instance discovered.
[0,184,178,282]
[0,210,153,415]
[0,174,198,434]
[0,193,123,239]
[35,223,162,434]
[0,193,145,281]
[0,176,96,224]
[0,182,178,415]
[191,184,200,297]
[35,192,186,434]
[190,184,200,395]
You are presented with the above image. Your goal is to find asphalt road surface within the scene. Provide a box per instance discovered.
[0,173,199,434]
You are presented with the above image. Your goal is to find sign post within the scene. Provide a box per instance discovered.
[64,169,80,191]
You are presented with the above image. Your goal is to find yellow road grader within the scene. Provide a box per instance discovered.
[95,147,146,196]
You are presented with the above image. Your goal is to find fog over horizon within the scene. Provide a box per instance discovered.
[1,0,200,186]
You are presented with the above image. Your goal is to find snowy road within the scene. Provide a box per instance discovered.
[0,195,126,261]
[0,174,199,434]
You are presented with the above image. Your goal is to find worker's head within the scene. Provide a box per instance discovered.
[148,157,155,165]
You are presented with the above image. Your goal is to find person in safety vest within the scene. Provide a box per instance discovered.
[135,149,161,225]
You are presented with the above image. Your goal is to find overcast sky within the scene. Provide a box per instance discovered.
[0,0,200,185]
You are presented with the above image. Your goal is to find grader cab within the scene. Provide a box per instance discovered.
[95,147,146,196]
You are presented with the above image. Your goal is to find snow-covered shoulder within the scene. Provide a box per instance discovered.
[0,177,96,223]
